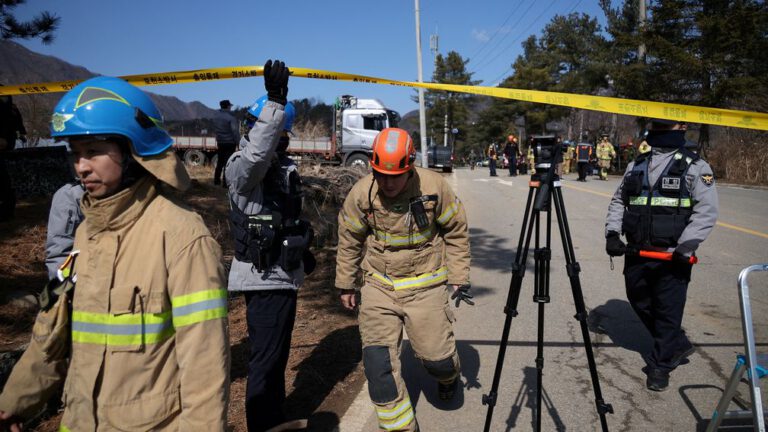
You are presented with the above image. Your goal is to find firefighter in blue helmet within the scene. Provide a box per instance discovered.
[604,118,718,392]
[0,76,229,430]
[225,60,314,432]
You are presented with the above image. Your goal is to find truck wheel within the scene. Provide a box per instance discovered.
[345,154,369,169]
[183,150,207,166]
[442,166,453,173]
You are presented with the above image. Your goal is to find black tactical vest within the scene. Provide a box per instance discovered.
[229,156,312,272]
[621,149,698,248]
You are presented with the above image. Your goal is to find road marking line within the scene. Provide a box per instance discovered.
[562,183,613,198]
[562,183,768,240]
[715,221,768,239]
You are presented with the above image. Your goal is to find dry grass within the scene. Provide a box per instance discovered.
[709,129,768,185]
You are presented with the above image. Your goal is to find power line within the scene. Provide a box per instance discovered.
[486,0,583,83]
[470,0,536,72]
[467,3,523,62]
[472,0,559,75]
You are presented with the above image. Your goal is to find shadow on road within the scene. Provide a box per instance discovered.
[400,340,482,412]
[286,325,362,431]
[504,366,566,432]
[679,384,757,432]
[587,298,652,357]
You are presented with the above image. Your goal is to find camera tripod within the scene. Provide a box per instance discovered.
[481,153,613,432]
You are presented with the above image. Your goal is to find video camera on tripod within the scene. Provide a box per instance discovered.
[482,133,614,432]
[530,135,566,174]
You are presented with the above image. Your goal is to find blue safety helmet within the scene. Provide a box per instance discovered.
[245,95,295,132]
[50,76,173,157]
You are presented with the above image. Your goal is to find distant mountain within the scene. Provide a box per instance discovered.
[0,40,218,127]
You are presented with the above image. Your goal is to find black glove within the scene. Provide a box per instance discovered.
[605,231,626,257]
[451,285,475,307]
[263,59,289,105]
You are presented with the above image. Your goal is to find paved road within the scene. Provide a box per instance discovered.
[346,168,768,432]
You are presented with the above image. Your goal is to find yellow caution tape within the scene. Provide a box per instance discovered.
[1,65,767,131]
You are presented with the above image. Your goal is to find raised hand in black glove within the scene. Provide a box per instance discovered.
[263,59,289,105]
[451,285,475,307]
[605,231,626,257]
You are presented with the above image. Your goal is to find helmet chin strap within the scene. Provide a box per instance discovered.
[118,140,148,189]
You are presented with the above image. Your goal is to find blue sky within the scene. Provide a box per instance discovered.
[14,0,609,116]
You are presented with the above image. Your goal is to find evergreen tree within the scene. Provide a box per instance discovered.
[422,51,481,151]
[1,0,59,43]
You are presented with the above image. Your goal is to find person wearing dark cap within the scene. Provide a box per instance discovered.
[213,99,239,186]
[604,118,718,392]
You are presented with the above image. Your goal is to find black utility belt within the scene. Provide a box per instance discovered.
[241,217,313,274]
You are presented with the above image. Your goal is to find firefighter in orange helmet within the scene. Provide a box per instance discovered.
[336,128,472,431]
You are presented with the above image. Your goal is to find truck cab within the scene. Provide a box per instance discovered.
[335,95,400,168]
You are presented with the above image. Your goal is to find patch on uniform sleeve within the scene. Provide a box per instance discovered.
[701,174,714,187]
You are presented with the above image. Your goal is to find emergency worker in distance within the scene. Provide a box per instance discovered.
[336,128,472,432]
[604,118,718,392]
[487,142,498,176]
[562,142,574,175]
[225,60,314,432]
[0,76,230,431]
[596,133,617,180]
[576,141,593,182]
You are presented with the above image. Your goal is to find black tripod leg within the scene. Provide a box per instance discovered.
[552,185,614,431]
[483,186,538,432]
[534,200,552,432]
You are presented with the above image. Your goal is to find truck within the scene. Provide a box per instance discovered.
[172,95,400,168]
[426,144,454,173]
[172,136,219,167]
[289,95,400,168]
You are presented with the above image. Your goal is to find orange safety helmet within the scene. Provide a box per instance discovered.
[370,128,416,175]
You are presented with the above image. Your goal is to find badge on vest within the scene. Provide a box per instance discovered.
[661,177,681,191]
[701,174,714,187]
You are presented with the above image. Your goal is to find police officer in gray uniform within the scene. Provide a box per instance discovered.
[45,181,84,279]
[225,59,313,432]
[604,118,718,391]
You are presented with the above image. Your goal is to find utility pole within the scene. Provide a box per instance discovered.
[638,0,647,61]
[414,0,428,167]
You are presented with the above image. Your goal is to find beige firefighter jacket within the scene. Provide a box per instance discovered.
[0,176,230,431]
[336,167,470,291]
[597,141,616,160]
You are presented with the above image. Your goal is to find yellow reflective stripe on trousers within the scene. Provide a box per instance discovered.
[376,398,415,430]
[437,201,459,225]
[628,196,692,207]
[171,288,228,328]
[372,267,448,291]
[71,310,174,346]
[373,227,433,247]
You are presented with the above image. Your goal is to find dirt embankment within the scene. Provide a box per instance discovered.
[0,164,366,431]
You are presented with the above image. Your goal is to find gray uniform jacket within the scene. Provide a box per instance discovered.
[213,108,240,145]
[45,182,85,279]
[225,100,304,291]
[605,147,719,256]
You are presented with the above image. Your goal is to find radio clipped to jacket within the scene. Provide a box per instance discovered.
[409,194,438,229]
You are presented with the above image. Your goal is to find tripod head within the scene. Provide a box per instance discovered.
[528,135,563,211]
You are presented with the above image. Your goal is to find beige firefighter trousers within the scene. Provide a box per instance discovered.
[359,283,461,432]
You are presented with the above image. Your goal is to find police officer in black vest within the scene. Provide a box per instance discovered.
[604,118,718,391]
